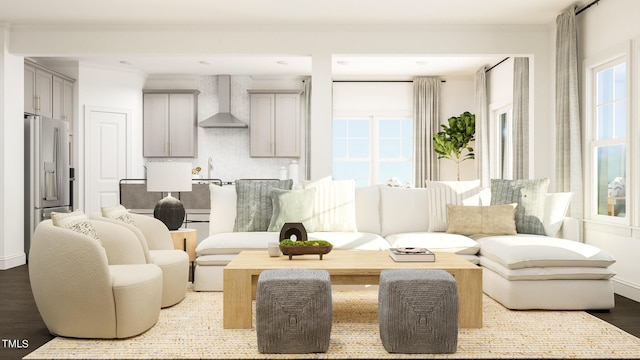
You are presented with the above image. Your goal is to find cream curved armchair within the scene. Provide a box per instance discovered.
[29,220,163,339]
[91,212,189,308]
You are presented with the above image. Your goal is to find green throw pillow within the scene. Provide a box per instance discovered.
[233,179,293,232]
[267,188,316,232]
[490,178,549,235]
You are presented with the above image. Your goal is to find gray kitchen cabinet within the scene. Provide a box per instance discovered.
[143,90,199,157]
[52,75,74,123]
[25,61,75,123]
[24,63,53,118]
[248,90,302,158]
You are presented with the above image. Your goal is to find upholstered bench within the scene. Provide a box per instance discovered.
[256,268,332,354]
[477,234,616,309]
[378,269,458,354]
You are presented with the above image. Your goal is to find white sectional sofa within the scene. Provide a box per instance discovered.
[194,179,616,310]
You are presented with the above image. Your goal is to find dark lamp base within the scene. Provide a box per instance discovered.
[154,196,185,231]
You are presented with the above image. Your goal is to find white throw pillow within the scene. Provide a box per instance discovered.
[543,192,573,237]
[209,184,237,235]
[101,204,135,225]
[425,180,482,232]
[354,185,381,234]
[379,186,429,236]
[51,210,99,240]
[303,177,357,232]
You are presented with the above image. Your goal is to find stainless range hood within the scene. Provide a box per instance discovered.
[198,75,248,128]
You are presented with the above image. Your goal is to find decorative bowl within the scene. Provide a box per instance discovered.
[279,244,333,260]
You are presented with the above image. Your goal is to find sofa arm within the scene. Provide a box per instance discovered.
[558,217,580,242]
[92,220,148,265]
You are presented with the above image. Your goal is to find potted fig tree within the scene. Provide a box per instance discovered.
[433,111,476,181]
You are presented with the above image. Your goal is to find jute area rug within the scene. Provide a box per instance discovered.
[25,286,640,359]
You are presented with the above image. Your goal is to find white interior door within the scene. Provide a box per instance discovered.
[85,106,130,215]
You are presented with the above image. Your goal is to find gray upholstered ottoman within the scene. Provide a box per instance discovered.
[378,269,459,354]
[256,268,332,354]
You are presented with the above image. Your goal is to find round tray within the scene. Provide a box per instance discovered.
[279,245,333,260]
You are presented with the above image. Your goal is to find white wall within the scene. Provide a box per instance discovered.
[77,63,147,211]
[3,23,556,269]
[576,0,640,301]
[439,77,476,181]
[0,26,26,269]
[8,24,555,180]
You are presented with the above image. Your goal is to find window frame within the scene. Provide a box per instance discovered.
[489,103,513,180]
[332,115,414,186]
[584,43,631,225]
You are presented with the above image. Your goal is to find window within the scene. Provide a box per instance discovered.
[489,105,513,180]
[333,116,413,186]
[589,59,627,219]
[331,81,414,186]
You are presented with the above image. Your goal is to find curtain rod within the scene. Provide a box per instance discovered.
[333,80,446,83]
[485,57,510,73]
[576,0,601,15]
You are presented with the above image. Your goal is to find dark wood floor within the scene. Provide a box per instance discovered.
[1,265,640,359]
[0,265,54,360]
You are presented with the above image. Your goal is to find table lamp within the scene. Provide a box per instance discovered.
[146,161,192,230]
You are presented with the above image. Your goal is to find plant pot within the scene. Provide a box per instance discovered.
[279,245,333,260]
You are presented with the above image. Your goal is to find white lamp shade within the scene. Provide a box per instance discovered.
[146,162,193,192]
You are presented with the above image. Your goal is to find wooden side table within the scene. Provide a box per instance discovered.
[169,228,197,282]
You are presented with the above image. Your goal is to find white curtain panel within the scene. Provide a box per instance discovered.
[303,78,312,181]
[475,67,490,187]
[555,7,583,223]
[413,77,441,186]
[512,57,530,180]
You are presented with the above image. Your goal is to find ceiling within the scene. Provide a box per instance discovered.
[5,0,585,78]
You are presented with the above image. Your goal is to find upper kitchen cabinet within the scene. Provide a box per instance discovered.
[24,63,53,118]
[248,90,303,158]
[52,76,74,122]
[143,90,199,158]
[25,61,75,123]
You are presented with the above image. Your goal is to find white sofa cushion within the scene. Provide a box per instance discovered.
[476,234,616,269]
[543,192,573,237]
[379,186,429,237]
[303,177,357,232]
[479,256,616,280]
[355,185,381,234]
[309,232,390,250]
[197,232,280,255]
[386,232,480,255]
[209,184,237,235]
[196,231,389,256]
[424,180,481,231]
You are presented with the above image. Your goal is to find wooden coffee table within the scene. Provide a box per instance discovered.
[223,250,482,329]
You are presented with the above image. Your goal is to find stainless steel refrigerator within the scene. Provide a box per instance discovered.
[24,114,71,254]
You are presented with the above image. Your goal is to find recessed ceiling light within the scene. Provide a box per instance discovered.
[336,60,349,65]
[119,60,132,65]
[276,60,288,65]
[199,60,212,65]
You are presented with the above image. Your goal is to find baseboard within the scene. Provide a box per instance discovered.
[0,252,27,270]
[613,278,640,302]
